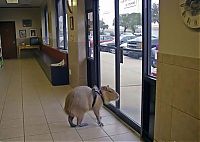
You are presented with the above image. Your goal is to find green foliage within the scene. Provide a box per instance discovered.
[100,19,109,32]
[113,13,141,33]
[151,3,159,23]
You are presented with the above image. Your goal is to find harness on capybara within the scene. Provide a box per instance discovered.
[92,86,105,107]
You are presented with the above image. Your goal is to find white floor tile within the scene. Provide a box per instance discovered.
[0,59,141,142]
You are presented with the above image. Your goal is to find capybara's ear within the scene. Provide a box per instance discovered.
[106,85,109,89]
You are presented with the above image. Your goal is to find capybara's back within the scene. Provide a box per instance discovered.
[64,86,93,117]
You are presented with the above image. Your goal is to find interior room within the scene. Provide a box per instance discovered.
[0,0,199,141]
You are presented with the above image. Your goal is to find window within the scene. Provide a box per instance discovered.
[56,0,68,50]
[87,11,94,58]
[44,6,49,44]
[149,0,159,77]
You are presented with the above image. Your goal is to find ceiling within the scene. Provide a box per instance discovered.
[0,0,45,8]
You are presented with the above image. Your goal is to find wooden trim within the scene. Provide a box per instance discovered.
[41,45,68,66]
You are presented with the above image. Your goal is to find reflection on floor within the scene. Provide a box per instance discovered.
[0,58,141,141]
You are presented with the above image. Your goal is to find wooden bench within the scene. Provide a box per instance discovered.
[35,45,69,86]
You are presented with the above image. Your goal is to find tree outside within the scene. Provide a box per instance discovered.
[100,19,109,34]
[151,3,159,23]
[113,13,142,33]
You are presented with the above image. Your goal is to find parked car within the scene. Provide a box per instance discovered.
[100,35,114,42]
[90,35,114,49]
[100,41,115,52]
[126,36,158,59]
[100,35,136,53]
[120,35,136,44]
[134,32,142,36]
[120,32,134,36]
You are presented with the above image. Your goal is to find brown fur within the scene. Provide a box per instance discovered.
[64,85,119,127]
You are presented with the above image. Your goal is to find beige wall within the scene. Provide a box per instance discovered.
[159,1,200,58]
[40,0,87,87]
[0,8,41,46]
[67,0,87,87]
[154,0,200,141]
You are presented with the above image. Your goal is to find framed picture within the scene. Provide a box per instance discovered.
[22,19,32,27]
[30,29,37,37]
[70,16,74,30]
[19,30,26,38]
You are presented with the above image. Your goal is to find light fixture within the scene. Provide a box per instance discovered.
[6,0,18,4]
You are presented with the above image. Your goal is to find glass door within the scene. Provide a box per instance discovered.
[99,0,116,106]
[99,0,142,125]
[94,0,159,140]
[119,0,142,125]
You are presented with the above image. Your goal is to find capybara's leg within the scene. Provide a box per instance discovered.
[93,109,104,126]
[68,115,76,127]
[77,114,88,127]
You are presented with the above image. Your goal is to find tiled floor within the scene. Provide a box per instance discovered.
[0,58,141,141]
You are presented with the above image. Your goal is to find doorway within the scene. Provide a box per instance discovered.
[99,0,142,126]
[86,0,159,141]
[0,22,17,59]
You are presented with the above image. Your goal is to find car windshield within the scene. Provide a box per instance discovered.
[120,36,126,40]
[129,36,157,42]
[131,36,142,42]
[120,35,134,40]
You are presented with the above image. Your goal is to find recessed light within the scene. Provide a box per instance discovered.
[6,0,18,4]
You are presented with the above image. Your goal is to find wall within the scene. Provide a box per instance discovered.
[0,8,41,46]
[159,1,199,58]
[40,0,87,87]
[67,0,87,87]
[154,0,200,141]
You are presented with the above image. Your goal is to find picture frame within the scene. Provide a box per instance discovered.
[30,29,37,37]
[19,30,26,38]
[70,16,74,30]
[22,19,32,27]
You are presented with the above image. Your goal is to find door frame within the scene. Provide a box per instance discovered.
[91,0,142,134]
[85,0,157,141]
[141,0,157,141]
[85,0,100,88]
[86,9,97,87]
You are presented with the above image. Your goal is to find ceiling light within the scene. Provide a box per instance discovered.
[6,0,18,4]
